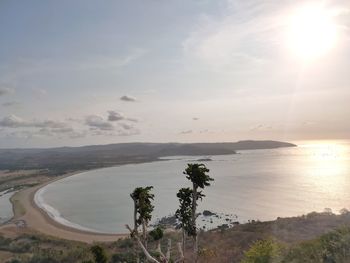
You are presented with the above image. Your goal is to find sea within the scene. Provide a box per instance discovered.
[30,140,350,234]
[0,190,15,224]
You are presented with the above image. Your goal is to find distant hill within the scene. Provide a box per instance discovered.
[0,140,296,173]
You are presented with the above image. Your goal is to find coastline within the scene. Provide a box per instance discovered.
[1,171,127,243]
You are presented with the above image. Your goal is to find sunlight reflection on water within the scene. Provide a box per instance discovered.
[36,140,350,233]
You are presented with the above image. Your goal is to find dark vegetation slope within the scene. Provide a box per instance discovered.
[0,141,295,174]
[1,211,350,263]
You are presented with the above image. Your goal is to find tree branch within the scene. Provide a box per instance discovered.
[175,242,185,263]
[156,240,166,261]
[126,224,160,263]
[166,238,172,261]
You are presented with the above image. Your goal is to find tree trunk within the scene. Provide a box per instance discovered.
[176,242,185,263]
[142,220,148,249]
[126,224,161,263]
[132,197,140,263]
[182,228,186,262]
[192,183,198,262]
[166,238,172,261]
[156,240,166,261]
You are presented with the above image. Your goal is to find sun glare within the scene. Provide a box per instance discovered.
[287,3,338,60]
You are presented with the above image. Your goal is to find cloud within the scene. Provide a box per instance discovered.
[85,115,114,131]
[117,129,140,136]
[249,124,274,131]
[0,114,85,139]
[0,115,26,128]
[2,101,20,107]
[32,88,47,97]
[75,49,146,71]
[0,87,14,96]
[126,117,138,123]
[118,123,134,130]
[0,49,147,81]
[108,111,125,121]
[182,1,291,72]
[0,114,71,129]
[107,111,138,123]
[179,130,193,134]
[120,95,137,102]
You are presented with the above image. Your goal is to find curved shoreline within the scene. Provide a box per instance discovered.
[2,171,127,243]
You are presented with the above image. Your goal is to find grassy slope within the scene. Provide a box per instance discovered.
[1,211,350,263]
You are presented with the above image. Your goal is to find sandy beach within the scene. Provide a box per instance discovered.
[0,172,127,243]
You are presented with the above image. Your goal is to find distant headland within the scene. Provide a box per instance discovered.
[0,140,296,173]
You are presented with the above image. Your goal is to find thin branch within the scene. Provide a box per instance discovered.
[156,240,166,261]
[175,242,185,263]
[166,238,172,261]
[126,224,160,263]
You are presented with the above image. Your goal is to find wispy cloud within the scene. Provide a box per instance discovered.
[120,95,137,102]
[0,114,70,129]
[0,49,147,81]
[179,130,193,134]
[0,114,85,139]
[85,115,114,131]
[0,87,14,96]
[108,111,125,121]
[2,101,20,107]
[74,49,146,71]
[32,88,47,97]
[182,1,294,72]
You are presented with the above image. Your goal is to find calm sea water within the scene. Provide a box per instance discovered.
[35,141,350,233]
[0,190,15,224]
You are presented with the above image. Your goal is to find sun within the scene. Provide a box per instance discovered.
[287,3,338,60]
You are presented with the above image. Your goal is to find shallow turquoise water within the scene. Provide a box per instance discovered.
[36,141,350,233]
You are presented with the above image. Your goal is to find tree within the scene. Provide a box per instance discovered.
[130,186,155,248]
[126,186,185,263]
[175,187,193,260]
[90,245,108,263]
[183,163,213,262]
[149,226,172,262]
[149,226,164,253]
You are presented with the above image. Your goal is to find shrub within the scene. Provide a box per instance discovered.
[241,239,282,263]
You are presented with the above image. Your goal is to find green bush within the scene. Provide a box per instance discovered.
[90,245,108,263]
[241,239,282,263]
[283,227,350,263]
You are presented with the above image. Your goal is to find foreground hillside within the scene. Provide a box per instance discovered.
[0,141,295,173]
[1,211,350,263]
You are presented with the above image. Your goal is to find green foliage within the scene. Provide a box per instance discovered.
[283,227,350,263]
[181,163,213,238]
[110,252,135,263]
[183,163,213,189]
[90,245,108,263]
[175,187,195,236]
[241,239,282,263]
[149,226,164,241]
[130,186,155,226]
[115,237,134,249]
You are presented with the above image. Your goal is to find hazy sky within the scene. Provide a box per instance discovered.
[0,0,349,148]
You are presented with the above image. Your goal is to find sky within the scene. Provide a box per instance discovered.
[0,0,349,148]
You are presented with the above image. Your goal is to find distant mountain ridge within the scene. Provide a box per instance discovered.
[0,140,296,173]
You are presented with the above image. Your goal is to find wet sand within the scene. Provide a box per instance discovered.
[0,172,127,243]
